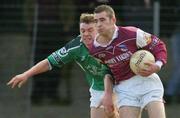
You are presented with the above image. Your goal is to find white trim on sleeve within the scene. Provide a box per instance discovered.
[47,60,53,70]
[136,29,152,48]
[155,60,163,69]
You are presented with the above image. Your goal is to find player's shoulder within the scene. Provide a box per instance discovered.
[119,26,138,33]
[65,35,82,49]
[117,26,138,38]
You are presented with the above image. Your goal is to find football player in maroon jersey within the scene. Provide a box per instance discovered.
[90,4,167,118]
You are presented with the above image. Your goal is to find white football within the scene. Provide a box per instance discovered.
[130,50,155,74]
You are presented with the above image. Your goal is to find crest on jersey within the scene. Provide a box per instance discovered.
[98,53,106,58]
[118,44,128,52]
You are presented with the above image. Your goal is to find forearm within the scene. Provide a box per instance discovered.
[104,74,113,94]
[102,74,114,112]
[23,59,50,78]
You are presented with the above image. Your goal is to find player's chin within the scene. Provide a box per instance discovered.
[138,71,150,77]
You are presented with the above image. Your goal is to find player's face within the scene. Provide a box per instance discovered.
[94,11,115,35]
[80,23,97,49]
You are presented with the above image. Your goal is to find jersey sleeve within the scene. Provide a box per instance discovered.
[47,37,81,68]
[136,29,167,65]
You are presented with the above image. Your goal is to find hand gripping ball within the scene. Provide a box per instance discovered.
[130,50,155,74]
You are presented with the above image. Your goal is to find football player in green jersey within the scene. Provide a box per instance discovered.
[7,13,117,118]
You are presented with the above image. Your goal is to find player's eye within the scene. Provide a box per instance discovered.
[88,28,94,32]
[80,30,85,34]
[100,18,105,22]
[94,19,98,23]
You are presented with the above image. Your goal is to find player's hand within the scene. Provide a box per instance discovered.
[98,92,114,113]
[7,73,28,88]
[138,61,160,77]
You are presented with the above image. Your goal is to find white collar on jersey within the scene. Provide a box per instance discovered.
[94,25,119,47]
[79,34,83,42]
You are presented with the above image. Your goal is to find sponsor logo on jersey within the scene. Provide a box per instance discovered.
[58,47,68,57]
[117,44,128,52]
[52,52,61,62]
[105,51,132,64]
[149,37,159,49]
[143,32,152,44]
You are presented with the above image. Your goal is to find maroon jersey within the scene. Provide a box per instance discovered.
[90,26,167,83]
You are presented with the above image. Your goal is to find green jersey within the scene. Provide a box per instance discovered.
[47,36,111,91]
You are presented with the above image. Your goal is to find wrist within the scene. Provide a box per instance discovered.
[155,60,163,69]
[104,91,113,96]
[23,72,31,78]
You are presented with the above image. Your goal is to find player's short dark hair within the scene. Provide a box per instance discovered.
[94,5,115,18]
[80,13,95,24]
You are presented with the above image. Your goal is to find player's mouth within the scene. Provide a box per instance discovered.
[84,37,93,43]
[97,28,104,33]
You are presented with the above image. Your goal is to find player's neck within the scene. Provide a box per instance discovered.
[97,27,115,45]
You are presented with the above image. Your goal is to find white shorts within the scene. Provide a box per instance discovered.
[89,88,104,108]
[114,73,164,109]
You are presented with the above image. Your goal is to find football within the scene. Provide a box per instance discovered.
[130,50,155,74]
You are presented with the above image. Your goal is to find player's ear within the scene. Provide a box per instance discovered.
[112,16,116,24]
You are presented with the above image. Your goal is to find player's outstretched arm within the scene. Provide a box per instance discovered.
[7,59,50,88]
